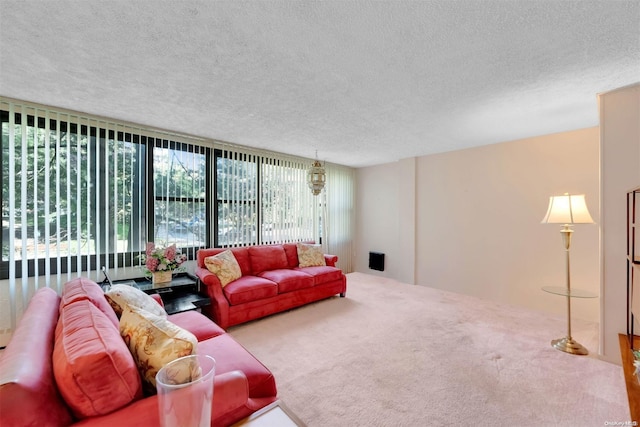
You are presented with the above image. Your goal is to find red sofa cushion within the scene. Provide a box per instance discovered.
[197,334,277,398]
[53,299,142,419]
[60,277,119,328]
[295,265,344,285]
[223,276,278,305]
[260,269,314,293]
[248,245,288,275]
[283,243,300,268]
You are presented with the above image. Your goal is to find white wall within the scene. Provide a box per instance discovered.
[415,128,600,323]
[600,83,640,364]
[355,158,416,284]
[356,128,601,325]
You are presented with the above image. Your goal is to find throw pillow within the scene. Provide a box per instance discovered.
[297,243,326,267]
[53,300,143,419]
[204,249,242,287]
[120,305,198,393]
[60,277,120,328]
[105,284,167,319]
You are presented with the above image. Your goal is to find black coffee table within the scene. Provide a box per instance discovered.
[112,273,210,315]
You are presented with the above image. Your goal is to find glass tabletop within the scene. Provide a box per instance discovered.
[541,286,598,298]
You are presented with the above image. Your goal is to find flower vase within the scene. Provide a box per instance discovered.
[153,270,173,285]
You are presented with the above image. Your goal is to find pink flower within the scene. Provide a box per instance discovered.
[165,244,177,262]
[146,257,159,272]
[140,242,187,274]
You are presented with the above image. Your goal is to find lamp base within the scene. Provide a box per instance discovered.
[551,337,589,355]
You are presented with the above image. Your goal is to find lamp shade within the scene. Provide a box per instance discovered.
[541,193,594,224]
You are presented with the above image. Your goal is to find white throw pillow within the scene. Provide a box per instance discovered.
[105,284,167,318]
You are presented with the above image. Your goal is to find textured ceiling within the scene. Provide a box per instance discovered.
[1,1,639,167]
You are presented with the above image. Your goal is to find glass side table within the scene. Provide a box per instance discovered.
[542,286,598,355]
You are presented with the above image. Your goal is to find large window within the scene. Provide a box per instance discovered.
[1,108,147,278]
[215,149,318,247]
[0,100,353,283]
[215,150,258,246]
[0,99,324,280]
[153,139,209,260]
[0,102,209,279]
[261,157,316,244]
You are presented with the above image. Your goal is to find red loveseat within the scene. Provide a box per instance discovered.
[196,243,347,329]
[0,278,277,426]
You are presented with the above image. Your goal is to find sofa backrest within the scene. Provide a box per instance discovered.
[0,287,73,427]
[248,245,288,274]
[282,243,300,268]
[197,242,316,275]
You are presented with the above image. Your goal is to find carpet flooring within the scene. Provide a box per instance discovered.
[229,272,629,426]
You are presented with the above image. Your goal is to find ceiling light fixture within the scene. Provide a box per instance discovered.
[307,151,326,196]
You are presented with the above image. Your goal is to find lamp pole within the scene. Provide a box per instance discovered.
[550,224,589,355]
[562,225,573,341]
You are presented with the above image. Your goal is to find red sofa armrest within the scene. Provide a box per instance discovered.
[73,370,250,426]
[196,266,231,329]
[211,370,250,421]
[0,288,73,427]
[324,254,338,267]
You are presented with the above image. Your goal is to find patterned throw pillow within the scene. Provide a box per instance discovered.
[105,284,167,319]
[297,243,326,267]
[204,249,242,287]
[119,305,197,392]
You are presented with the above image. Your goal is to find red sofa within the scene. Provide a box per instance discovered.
[0,278,277,426]
[196,243,347,329]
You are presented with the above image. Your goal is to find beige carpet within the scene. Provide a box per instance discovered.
[229,272,629,426]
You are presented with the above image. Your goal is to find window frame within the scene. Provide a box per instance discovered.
[150,138,211,261]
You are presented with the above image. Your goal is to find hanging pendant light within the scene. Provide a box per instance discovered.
[307,151,326,196]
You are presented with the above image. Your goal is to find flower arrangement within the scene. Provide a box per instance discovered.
[139,242,188,274]
[634,349,640,383]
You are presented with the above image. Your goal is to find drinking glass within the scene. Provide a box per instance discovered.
[156,354,216,427]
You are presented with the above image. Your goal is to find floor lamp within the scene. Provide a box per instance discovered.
[541,193,594,355]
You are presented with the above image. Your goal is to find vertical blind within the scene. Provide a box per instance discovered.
[260,155,318,245]
[323,164,355,272]
[1,100,150,336]
[216,145,319,247]
[0,98,355,343]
